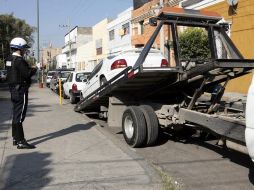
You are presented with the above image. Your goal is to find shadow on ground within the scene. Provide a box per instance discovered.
[159,129,254,186]
[0,152,52,190]
[28,122,96,145]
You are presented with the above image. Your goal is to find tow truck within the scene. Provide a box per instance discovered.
[75,7,254,156]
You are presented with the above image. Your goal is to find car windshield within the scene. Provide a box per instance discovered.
[60,72,70,78]
[2,70,7,75]
[47,72,55,76]
[76,72,90,82]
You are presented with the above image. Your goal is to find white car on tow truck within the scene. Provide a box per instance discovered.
[81,48,168,99]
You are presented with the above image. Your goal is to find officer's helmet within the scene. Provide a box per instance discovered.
[10,37,30,50]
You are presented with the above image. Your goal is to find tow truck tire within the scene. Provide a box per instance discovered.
[139,105,159,146]
[122,106,147,147]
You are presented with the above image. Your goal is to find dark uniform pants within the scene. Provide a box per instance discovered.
[9,84,28,141]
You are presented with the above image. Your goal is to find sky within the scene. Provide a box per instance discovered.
[0,0,133,50]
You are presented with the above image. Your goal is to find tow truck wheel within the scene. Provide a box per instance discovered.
[139,105,159,146]
[122,106,147,147]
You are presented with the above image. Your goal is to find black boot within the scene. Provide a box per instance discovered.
[17,140,36,149]
[13,139,18,146]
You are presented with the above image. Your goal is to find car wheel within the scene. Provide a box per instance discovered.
[100,77,107,86]
[80,92,84,101]
[63,89,68,99]
[69,92,76,104]
[139,105,159,146]
[122,106,147,148]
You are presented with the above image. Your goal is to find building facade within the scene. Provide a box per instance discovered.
[41,47,61,71]
[182,0,254,93]
[131,0,182,48]
[62,26,92,69]
[107,7,133,54]
[93,18,111,61]
[76,41,94,72]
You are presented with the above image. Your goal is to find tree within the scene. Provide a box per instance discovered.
[179,27,211,60]
[0,14,34,68]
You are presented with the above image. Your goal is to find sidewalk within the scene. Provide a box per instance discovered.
[0,84,163,190]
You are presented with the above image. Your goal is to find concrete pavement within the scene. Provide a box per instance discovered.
[0,83,163,190]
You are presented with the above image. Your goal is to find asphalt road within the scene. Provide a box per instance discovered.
[89,116,254,190]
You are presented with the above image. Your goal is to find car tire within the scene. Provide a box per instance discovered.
[63,89,68,99]
[100,77,107,86]
[69,92,76,104]
[139,105,159,146]
[80,92,84,101]
[122,106,147,148]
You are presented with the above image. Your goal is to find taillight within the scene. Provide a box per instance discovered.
[111,59,127,70]
[161,59,169,68]
[72,83,77,92]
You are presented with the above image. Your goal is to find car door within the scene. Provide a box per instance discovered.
[50,72,58,89]
[83,61,103,98]
[63,73,72,96]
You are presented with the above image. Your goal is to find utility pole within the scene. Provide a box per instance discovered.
[1,43,4,69]
[37,0,43,87]
[37,0,39,63]
[59,19,71,69]
[1,43,4,61]
[68,18,71,69]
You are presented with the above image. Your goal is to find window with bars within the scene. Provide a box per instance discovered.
[122,23,130,36]
[109,30,115,41]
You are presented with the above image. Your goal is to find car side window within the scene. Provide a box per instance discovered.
[67,73,73,82]
[53,73,58,79]
[89,60,103,80]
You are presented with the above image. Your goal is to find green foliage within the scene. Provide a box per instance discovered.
[179,27,211,59]
[0,14,34,62]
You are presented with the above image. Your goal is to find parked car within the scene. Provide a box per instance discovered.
[81,48,168,99]
[63,71,91,104]
[50,71,71,92]
[245,74,254,161]
[0,70,7,82]
[46,71,56,87]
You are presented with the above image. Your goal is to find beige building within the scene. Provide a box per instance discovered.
[92,18,112,64]
[75,18,112,71]
[41,47,61,71]
[76,41,94,71]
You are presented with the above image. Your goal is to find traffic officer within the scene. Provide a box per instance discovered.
[5,37,37,149]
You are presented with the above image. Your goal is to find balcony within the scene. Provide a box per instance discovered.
[62,42,77,54]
